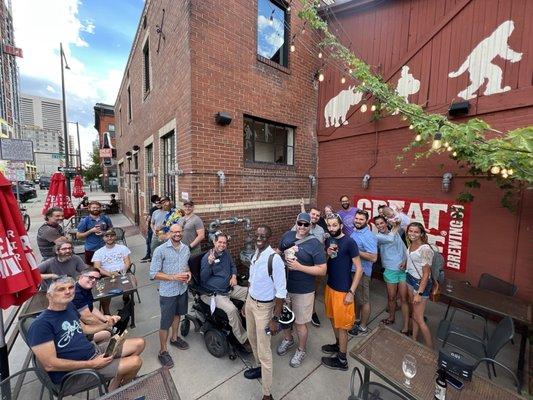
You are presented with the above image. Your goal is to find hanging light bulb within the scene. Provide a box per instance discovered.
[500,168,508,175]
[444,142,449,148]
[432,132,442,150]
[290,43,295,52]
[287,5,291,11]
[508,168,514,175]
[401,115,408,121]
[341,76,346,84]
[318,52,323,59]
[360,104,368,113]
[393,107,400,115]
[269,15,274,25]
[490,166,500,174]
[502,172,508,178]
[370,104,377,112]
[409,124,414,130]
[452,151,457,157]
[348,68,353,74]
[318,72,325,82]
[446,146,453,152]
[415,134,422,142]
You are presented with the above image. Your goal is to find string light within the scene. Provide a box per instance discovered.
[415,134,422,142]
[318,72,324,82]
[508,168,514,175]
[446,146,453,152]
[452,151,457,157]
[502,172,508,178]
[341,76,346,84]
[401,115,408,121]
[348,68,352,74]
[409,124,414,130]
[490,166,501,174]
[370,104,377,112]
[290,43,296,52]
[501,168,508,175]
[318,52,323,59]
[444,142,449,148]
[432,132,442,150]
[269,15,274,25]
[360,104,367,113]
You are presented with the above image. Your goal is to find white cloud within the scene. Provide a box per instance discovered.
[46,85,56,93]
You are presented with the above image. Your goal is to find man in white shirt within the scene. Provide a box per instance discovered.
[92,229,132,314]
[243,225,286,400]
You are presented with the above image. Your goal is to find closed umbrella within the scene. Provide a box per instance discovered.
[41,172,75,219]
[0,171,41,386]
[72,175,86,199]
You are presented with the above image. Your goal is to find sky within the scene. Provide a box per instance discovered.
[12,0,144,164]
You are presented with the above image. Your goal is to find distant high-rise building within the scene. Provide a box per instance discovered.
[19,94,64,175]
[94,103,116,192]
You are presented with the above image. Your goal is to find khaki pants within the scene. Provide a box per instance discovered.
[201,285,248,344]
[245,295,274,396]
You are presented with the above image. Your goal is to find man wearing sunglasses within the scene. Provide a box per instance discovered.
[277,213,327,368]
[27,276,146,392]
[38,241,86,291]
[73,267,121,343]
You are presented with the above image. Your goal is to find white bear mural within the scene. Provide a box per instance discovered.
[324,85,363,128]
[448,20,522,100]
[395,65,420,103]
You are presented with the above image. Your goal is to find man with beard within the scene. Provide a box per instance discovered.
[277,213,326,368]
[38,241,86,291]
[37,207,68,261]
[178,199,205,256]
[77,201,113,265]
[243,225,286,400]
[321,214,363,371]
[200,232,251,352]
[349,210,377,337]
[150,196,173,253]
[338,195,358,236]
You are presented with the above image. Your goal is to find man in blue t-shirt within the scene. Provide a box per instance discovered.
[27,276,145,392]
[76,201,113,265]
[277,213,327,368]
[321,214,363,371]
[337,195,358,236]
[349,210,378,337]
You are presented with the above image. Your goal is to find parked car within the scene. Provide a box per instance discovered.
[12,183,37,203]
[39,176,51,189]
[18,180,35,189]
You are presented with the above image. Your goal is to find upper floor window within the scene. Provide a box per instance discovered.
[143,39,151,94]
[108,124,115,132]
[244,116,294,165]
[127,85,132,121]
[257,0,289,68]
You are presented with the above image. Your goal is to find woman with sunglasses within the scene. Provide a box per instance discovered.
[405,222,434,348]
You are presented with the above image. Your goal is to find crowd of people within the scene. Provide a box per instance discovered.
[31,193,438,400]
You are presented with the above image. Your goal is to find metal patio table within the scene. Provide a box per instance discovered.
[18,291,48,319]
[441,279,532,390]
[93,273,137,327]
[99,368,180,400]
[349,325,524,399]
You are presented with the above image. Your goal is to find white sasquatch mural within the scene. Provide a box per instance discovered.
[324,85,363,128]
[395,66,420,103]
[448,20,522,100]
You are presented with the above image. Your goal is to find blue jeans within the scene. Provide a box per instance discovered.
[406,273,432,298]
[145,227,153,257]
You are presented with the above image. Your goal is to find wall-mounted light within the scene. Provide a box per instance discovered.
[448,100,470,117]
[132,145,140,152]
[432,132,443,150]
[362,174,371,189]
[308,175,316,187]
[125,151,132,160]
[215,112,232,126]
[442,172,453,192]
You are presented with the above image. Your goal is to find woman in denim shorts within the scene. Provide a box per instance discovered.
[405,222,434,348]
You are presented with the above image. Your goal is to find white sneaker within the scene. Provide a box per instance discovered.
[276,338,295,356]
[290,348,306,368]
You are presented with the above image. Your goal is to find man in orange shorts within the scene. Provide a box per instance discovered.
[321,213,363,370]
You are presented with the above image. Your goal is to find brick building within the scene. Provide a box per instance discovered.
[115,0,319,251]
[316,0,532,300]
[94,103,118,192]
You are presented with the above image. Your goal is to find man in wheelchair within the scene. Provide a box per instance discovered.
[200,231,252,353]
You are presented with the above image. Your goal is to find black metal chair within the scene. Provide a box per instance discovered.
[129,263,142,303]
[477,273,518,296]
[437,315,514,380]
[0,367,52,400]
[18,316,108,400]
[348,367,406,400]
[112,227,127,246]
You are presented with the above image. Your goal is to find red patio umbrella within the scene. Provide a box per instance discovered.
[0,171,41,384]
[41,172,76,219]
[72,174,86,198]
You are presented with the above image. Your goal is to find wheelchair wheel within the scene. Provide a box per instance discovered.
[180,318,191,337]
[204,329,229,358]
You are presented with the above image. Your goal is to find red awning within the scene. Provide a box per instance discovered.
[0,172,41,309]
[41,172,76,219]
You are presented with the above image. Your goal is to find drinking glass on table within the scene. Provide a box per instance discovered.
[402,354,417,388]
[110,272,117,283]
[96,279,105,295]
[119,267,128,282]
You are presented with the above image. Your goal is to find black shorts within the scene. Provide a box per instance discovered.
[160,292,189,330]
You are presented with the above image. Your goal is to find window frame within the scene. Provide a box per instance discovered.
[161,131,176,201]
[145,144,154,212]
[256,0,291,70]
[127,85,132,122]
[142,38,151,96]
[243,115,295,166]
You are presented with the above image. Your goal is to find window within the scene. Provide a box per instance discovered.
[162,131,175,200]
[108,124,115,132]
[244,116,294,165]
[145,144,154,211]
[143,40,151,94]
[257,0,289,67]
[127,86,132,121]
[118,163,124,188]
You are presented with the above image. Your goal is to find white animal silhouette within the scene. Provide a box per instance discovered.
[395,66,420,103]
[324,85,363,128]
[448,20,522,100]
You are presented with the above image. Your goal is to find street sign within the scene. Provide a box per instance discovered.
[99,148,113,158]
[58,166,77,173]
[52,153,64,159]
[0,138,34,161]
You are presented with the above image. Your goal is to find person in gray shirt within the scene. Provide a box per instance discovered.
[178,199,205,255]
[38,242,86,290]
[150,196,173,253]
[37,207,68,261]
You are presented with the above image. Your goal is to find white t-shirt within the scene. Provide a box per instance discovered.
[406,244,434,278]
[92,244,131,272]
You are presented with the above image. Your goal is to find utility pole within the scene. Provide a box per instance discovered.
[60,42,71,196]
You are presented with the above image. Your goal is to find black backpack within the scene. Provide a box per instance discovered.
[429,244,445,285]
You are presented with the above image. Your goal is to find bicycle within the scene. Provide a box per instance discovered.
[19,205,31,232]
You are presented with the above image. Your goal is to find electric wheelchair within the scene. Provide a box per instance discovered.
[180,251,249,360]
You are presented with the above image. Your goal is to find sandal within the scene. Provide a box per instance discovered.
[380,318,395,325]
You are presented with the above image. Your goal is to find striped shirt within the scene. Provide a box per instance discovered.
[149,239,190,297]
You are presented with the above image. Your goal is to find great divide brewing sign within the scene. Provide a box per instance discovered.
[354,195,471,273]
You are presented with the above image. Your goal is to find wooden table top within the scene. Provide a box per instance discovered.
[442,279,532,326]
[349,325,524,400]
[99,367,180,400]
[92,273,137,301]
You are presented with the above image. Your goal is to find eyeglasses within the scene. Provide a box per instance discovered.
[296,221,310,227]
[83,275,100,281]
[255,234,268,239]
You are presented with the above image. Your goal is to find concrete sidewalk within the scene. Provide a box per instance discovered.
[8,193,528,399]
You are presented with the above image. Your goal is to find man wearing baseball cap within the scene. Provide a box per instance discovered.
[277,213,327,368]
[178,199,205,255]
